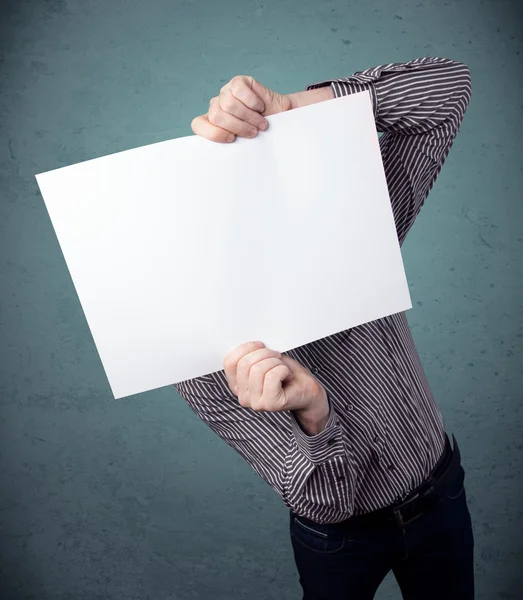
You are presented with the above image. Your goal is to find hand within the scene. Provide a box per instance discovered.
[191,75,292,143]
[223,341,327,414]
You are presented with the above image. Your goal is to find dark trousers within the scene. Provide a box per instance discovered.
[290,464,474,600]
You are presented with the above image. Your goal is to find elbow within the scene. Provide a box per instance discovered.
[454,61,472,107]
[461,64,472,106]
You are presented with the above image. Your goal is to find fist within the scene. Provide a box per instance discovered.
[191,75,292,143]
[223,341,326,413]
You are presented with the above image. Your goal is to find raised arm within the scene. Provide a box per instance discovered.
[295,57,472,243]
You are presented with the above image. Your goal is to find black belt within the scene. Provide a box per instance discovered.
[359,433,461,527]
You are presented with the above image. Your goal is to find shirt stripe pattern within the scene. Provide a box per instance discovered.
[174,57,472,524]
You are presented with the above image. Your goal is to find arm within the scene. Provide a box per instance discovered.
[292,384,330,435]
[174,375,355,520]
[290,57,472,244]
[287,85,334,108]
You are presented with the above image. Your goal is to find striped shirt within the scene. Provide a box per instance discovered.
[174,57,472,524]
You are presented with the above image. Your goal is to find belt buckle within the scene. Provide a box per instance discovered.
[392,487,433,526]
[393,506,413,526]
[393,504,419,527]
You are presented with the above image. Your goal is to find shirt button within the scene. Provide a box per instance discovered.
[388,464,396,471]
[347,404,354,410]
[311,366,319,374]
[327,438,335,446]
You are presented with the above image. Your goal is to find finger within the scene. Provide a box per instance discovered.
[224,341,265,395]
[248,357,284,406]
[227,76,266,113]
[259,364,291,411]
[237,348,282,402]
[191,114,236,143]
[208,97,259,139]
[219,87,268,131]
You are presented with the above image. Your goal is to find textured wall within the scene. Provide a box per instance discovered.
[0,0,521,598]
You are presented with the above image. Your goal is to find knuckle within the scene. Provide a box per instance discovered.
[220,95,235,112]
[223,356,234,371]
[238,396,249,408]
[230,77,248,96]
[240,354,254,368]
[208,107,220,125]
[230,75,243,87]
[250,362,263,376]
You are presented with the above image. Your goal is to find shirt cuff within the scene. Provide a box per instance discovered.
[289,394,346,465]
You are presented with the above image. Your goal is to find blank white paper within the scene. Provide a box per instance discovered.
[36,90,412,399]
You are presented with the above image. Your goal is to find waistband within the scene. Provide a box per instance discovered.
[292,433,461,529]
[358,433,461,526]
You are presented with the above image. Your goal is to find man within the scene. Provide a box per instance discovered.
[176,57,473,600]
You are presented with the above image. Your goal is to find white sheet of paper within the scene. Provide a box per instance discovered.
[36,90,411,399]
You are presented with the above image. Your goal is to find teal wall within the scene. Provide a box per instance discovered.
[1,1,521,598]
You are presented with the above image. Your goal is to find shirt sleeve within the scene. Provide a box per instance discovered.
[174,376,356,520]
[306,57,472,244]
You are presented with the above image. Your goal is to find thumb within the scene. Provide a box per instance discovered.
[249,78,291,117]
[280,354,309,379]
